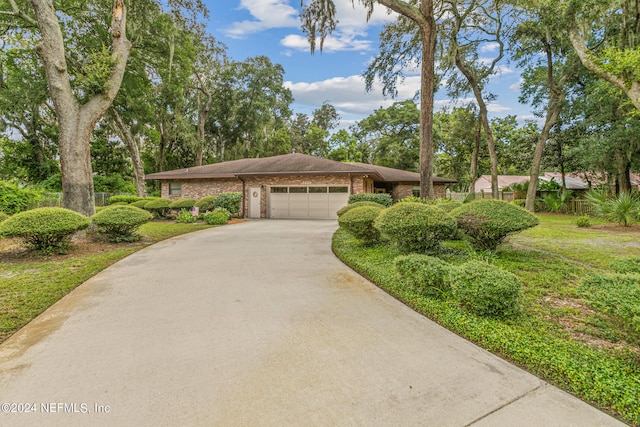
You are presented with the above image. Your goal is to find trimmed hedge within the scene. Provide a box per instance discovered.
[130,199,150,209]
[213,192,242,216]
[348,193,392,207]
[374,202,457,253]
[144,198,172,217]
[394,254,451,298]
[436,201,462,213]
[450,199,539,251]
[450,260,522,318]
[337,205,383,244]
[0,207,89,253]
[0,212,9,223]
[203,209,230,225]
[336,201,385,217]
[610,257,640,274]
[169,198,197,210]
[580,273,640,336]
[195,196,217,211]
[91,205,153,242]
[108,195,141,205]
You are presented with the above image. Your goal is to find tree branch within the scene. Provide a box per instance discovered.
[7,0,38,26]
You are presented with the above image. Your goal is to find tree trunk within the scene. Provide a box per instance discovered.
[525,105,560,211]
[108,107,146,197]
[30,0,131,216]
[614,149,632,194]
[469,118,481,199]
[418,2,436,199]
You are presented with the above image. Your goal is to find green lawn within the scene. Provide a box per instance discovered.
[0,221,218,343]
[333,214,640,425]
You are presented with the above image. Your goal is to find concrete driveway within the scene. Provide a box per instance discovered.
[0,220,625,426]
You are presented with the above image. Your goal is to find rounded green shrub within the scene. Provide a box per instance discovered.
[91,205,152,242]
[169,198,196,210]
[610,257,640,274]
[336,201,385,217]
[436,201,462,213]
[449,199,539,251]
[374,202,457,253]
[213,192,242,216]
[337,205,383,244]
[397,196,422,203]
[0,211,9,223]
[348,193,392,207]
[576,216,591,228]
[394,254,451,298]
[130,199,150,209]
[108,195,141,205]
[450,260,521,318]
[0,207,89,253]
[203,209,230,225]
[144,198,172,217]
[194,196,217,211]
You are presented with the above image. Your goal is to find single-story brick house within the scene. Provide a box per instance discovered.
[146,153,456,219]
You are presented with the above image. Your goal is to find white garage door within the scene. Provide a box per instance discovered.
[269,186,349,219]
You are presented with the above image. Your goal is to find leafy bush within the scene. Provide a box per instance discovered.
[348,193,393,207]
[450,199,539,251]
[194,196,217,211]
[604,192,639,226]
[397,196,422,203]
[0,212,9,223]
[130,199,150,209]
[169,198,197,210]
[91,205,152,242]
[579,273,640,336]
[213,192,242,216]
[0,207,89,253]
[203,209,230,225]
[337,205,383,244]
[576,216,591,228]
[542,191,573,213]
[0,181,41,214]
[610,257,640,274]
[584,189,610,217]
[450,260,521,318]
[108,195,141,205]
[144,198,172,217]
[511,199,526,208]
[174,209,199,224]
[436,201,462,213]
[394,254,451,298]
[374,202,457,253]
[336,201,385,217]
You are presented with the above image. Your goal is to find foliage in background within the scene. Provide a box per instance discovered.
[348,193,393,207]
[0,181,41,215]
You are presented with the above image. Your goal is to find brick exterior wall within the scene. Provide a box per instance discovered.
[160,175,448,217]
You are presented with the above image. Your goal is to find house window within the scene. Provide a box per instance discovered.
[169,182,182,196]
[329,186,348,193]
[270,187,288,193]
[309,187,327,193]
[412,186,420,197]
[289,187,307,193]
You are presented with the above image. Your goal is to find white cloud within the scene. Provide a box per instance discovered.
[281,33,372,53]
[509,78,523,91]
[224,0,299,38]
[480,42,500,53]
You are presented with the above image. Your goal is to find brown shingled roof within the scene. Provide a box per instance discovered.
[146,153,456,183]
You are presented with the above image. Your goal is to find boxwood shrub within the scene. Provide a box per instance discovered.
[450,260,522,318]
[108,195,141,205]
[169,198,196,210]
[610,257,640,274]
[0,207,90,253]
[337,205,383,245]
[394,254,451,298]
[203,208,230,225]
[374,202,457,253]
[579,273,640,336]
[336,201,385,217]
[144,198,172,217]
[130,199,149,209]
[348,193,392,207]
[213,192,242,216]
[436,201,462,213]
[0,211,9,223]
[450,199,539,251]
[91,205,153,242]
[194,195,217,211]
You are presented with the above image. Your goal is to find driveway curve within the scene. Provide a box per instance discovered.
[0,220,625,426]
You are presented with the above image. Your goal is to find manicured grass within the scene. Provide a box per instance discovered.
[332,214,640,425]
[0,221,218,343]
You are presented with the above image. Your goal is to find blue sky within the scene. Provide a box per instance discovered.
[202,1,533,129]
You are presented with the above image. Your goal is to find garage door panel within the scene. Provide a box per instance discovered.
[309,193,329,218]
[270,193,289,218]
[268,186,349,219]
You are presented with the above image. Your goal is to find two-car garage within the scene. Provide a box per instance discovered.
[268,186,349,219]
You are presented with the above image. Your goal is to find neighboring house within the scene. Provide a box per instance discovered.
[473,175,529,193]
[146,153,456,219]
[473,172,620,194]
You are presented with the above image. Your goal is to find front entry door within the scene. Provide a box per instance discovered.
[249,187,261,218]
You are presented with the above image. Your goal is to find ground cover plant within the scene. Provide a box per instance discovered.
[0,220,232,345]
[333,213,640,424]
